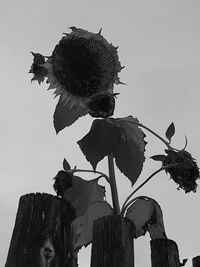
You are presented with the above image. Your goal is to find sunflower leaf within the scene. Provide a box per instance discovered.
[53,97,88,133]
[77,119,121,170]
[125,197,166,239]
[110,116,146,186]
[63,158,71,171]
[150,155,166,162]
[165,122,175,143]
[64,176,105,218]
[71,201,113,251]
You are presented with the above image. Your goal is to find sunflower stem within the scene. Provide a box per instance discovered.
[124,120,174,150]
[121,168,163,215]
[121,163,179,215]
[108,153,120,215]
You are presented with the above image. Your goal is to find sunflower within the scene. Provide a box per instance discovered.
[163,150,200,193]
[30,27,124,132]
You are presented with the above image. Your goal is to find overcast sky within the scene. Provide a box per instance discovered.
[1,1,200,266]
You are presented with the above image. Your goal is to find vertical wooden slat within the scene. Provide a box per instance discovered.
[150,239,180,267]
[193,256,200,267]
[5,193,76,267]
[90,215,134,267]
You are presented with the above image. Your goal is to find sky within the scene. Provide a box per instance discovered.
[1,0,200,266]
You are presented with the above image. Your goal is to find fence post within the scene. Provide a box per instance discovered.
[193,256,200,267]
[150,239,180,267]
[90,215,135,267]
[5,193,76,267]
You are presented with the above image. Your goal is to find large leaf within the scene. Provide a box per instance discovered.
[54,97,88,133]
[125,197,166,239]
[77,119,121,170]
[71,201,113,250]
[110,116,146,186]
[64,176,105,217]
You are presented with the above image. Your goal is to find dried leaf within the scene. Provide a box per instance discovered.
[54,97,88,133]
[148,200,167,239]
[125,197,166,239]
[125,198,153,237]
[63,158,71,171]
[165,122,175,143]
[77,119,121,170]
[64,176,105,217]
[29,52,47,84]
[110,116,146,186]
[71,201,113,250]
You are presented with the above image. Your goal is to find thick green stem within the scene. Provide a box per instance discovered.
[108,153,120,215]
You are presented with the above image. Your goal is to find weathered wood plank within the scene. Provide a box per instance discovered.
[150,239,180,267]
[90,215,134,267]
[193,256,200,267]
[5,193,76,267]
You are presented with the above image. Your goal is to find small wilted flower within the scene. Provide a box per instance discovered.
[53,170,73,197]
[163,150,199,193]
[30,27,124,129]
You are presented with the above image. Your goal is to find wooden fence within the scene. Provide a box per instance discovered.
[5,193,200,267]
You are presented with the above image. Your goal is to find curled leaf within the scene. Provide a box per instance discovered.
[64,176,105,217]
[77,119,121,170]
[125,197,166,239]
[71,201,113,251]
[165,122,175,143]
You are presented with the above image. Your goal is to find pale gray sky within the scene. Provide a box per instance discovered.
[1,1,200,266]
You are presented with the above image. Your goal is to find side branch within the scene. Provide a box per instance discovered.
[71,169,110,183]
[121,163,178,215]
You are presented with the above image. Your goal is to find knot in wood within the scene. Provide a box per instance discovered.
[44,247,54,260]
[40,238,55,266]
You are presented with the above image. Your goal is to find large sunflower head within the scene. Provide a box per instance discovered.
[30,27,124,131]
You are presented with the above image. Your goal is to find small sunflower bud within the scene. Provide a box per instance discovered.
[53,170,73,197]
